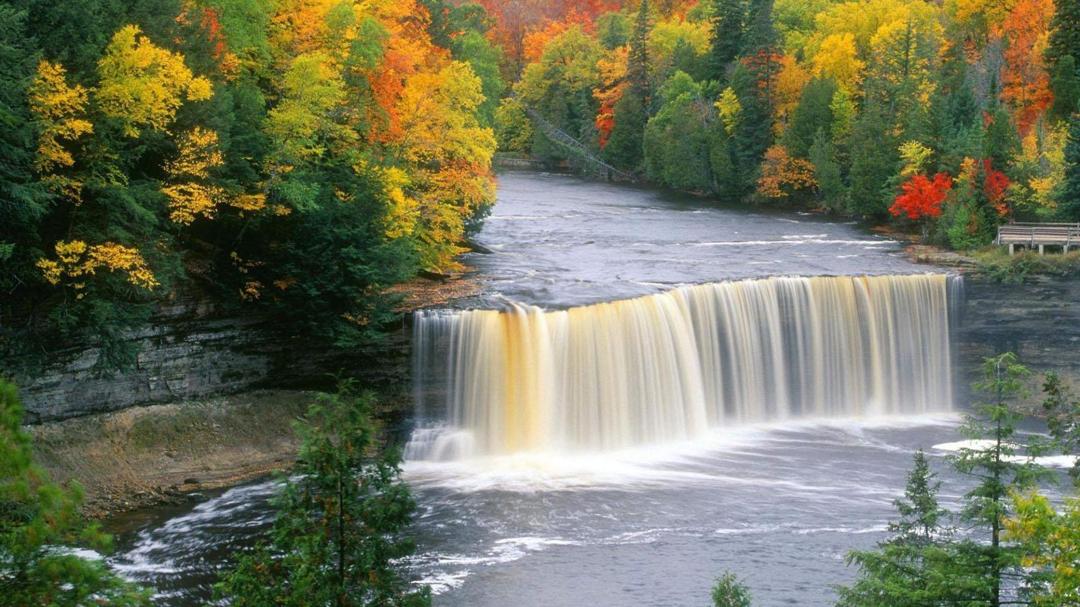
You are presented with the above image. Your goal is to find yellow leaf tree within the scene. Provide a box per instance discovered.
[96,24,213,137]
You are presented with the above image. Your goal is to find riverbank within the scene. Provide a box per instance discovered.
[29,390,314,519]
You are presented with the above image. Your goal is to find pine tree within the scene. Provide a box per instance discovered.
[628,0,651,104]
[1050,55,1080,120]
[711,572,752,607]
[1047,0,1080,69]
[951,353,1050,607]
[709,0,744,79]
[891,450,948,544]
[784,77,836,159]
[0,380,152,606]
[808,128,844,210]
[1061,113,1080,220]
[743,0,777,54]
[217,383,430,607]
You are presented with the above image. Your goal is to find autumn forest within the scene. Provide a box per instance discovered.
[1,0,1079,367]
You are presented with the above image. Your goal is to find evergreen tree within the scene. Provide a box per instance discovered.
[837,450,982,607]
[217,382,430,607]
[1061,113,1080,220]
[891,450,948,543]
[709,0,744,79]
[848,105,897,217]
[951,353,1049,607]
[711,572,752,607]
[729,63,773,194]
[808,128,843,211]
[1050,55,1080,121]
[784,77,836,159]
[597,12,629,50]
[1047,0,1080,70]
[605,92,647,170]
[0,6,47,302]
[743,0,777,54]
[0,380,152,606]
[628,0,651,104]
[983,104,1020,171]
[1040,372,1080,483]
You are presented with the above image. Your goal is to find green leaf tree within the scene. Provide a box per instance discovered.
[216,382,430,607]
[0,380,151,606]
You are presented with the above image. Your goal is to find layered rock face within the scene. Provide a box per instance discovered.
[954,274,1080,402]
[15,294,409,423]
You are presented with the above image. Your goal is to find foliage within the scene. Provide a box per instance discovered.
[487,0,1071,247]
[973,249,1080,284]
[889,173,953,221]
[0,380,152,606]
[1006,492,1080,606]
[1063,113,1080,221]
[711,572,752,607]
[839,353,1079,607]
[1,0,498,370]
[756,144,816,200]
[216,382,429,607]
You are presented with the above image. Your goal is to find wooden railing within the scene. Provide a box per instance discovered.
[996,222,1080,254]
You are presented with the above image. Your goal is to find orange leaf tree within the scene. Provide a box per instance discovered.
[889,172,953,220]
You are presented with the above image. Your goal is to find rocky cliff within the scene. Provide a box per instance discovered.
[14,293,410,423]
[955,272,1080,401]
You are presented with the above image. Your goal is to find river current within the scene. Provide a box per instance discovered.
[109,171,970,606]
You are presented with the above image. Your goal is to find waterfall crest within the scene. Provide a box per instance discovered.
[410,274,957,459]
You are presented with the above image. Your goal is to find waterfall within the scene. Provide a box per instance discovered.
[409,274,958,460]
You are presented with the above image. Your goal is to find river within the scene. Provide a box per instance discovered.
[109,171,974,606]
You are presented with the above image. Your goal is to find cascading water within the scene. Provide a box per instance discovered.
[409,274,959,460]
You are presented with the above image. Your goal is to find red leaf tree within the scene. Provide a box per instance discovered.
[889,173,954,220]
[982,159,1011,216]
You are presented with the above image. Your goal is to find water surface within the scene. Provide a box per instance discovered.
[110,171,962,606]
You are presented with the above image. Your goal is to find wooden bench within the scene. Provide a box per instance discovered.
[997,223,1080,254]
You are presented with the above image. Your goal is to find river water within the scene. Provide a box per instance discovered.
[109,171,972,606]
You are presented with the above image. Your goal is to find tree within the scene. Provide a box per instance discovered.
[628,0,651,104]
[808,128,843,210]
[451,31,505,128]
[709,0,744,78]
[889,172,952,221]
[1000,0,1055,136]
[643,71,713,191]
[783,77,836,158]
[1040,372,1080,483]
[711,572,752,607]
[216,382,430,607]
[849,104,898,217]
[0,380,151,606]
[1049,55,1080,121]
[96,24,213,137]
[1046,0,1080,71]
[756,144,816,200]
[837,450,983,607]
[1062,113,1080,221]
[1006,492,1080,606]
[951,353,1048,607]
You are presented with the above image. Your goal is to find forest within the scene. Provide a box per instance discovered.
[492,0,1080,239]
[0,0,502,369]
[2,0,1080,367]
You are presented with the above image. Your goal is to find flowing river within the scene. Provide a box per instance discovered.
[109,171,974,606]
